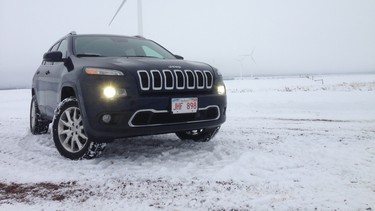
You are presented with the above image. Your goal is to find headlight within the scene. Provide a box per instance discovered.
[85,68,124,76]
[217,85,226,95]
[103,86,127,99]
[103,86,117,98]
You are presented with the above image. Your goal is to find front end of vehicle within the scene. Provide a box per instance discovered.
[76,61,227,142]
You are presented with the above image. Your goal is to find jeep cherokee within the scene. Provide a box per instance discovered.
[30,32,227,160]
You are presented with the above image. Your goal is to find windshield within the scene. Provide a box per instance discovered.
[73,35,176,59]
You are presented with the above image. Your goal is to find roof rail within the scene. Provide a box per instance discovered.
[58,31,77,42]
[134,35,145,39]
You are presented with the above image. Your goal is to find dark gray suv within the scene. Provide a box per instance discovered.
[30,32,227,160]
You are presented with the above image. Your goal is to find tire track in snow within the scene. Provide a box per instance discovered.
[0,122,245,183]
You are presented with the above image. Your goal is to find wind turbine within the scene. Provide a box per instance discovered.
[109,0,144,36]
[238,48,257,78]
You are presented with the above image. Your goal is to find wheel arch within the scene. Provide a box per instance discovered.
[59,84,85,117]
[59,83,90,139]
[60,86,76,101]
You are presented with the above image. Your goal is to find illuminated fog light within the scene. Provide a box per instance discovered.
[103,86,117,98]
[102,114,112,123]
[217,85,226,95]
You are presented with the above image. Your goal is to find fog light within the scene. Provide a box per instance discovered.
[103,86,116,99]
[102,114,112,123]
[217,85,226,95]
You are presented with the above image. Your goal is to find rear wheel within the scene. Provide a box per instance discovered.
[176,127,220,142]
[30,95,49,134]
[52,97,106,160]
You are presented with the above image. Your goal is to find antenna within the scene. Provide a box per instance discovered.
[109,0,144,36]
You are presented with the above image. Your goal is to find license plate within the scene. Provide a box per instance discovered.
[171,98,198,114]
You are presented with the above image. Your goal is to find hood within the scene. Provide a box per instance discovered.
[77,57,214,73]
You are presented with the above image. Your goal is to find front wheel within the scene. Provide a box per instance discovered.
[176,127,220,142]
[52,97,106,160]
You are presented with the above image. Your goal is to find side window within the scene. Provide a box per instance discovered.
[57,39,68,58]
[51,42,59,52]
[45,42,60,65]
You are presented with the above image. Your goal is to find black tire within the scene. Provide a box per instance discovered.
[30,95,49,134]
[52,97,106,160]
[176,127,220,142]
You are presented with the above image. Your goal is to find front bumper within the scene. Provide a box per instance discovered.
[77,76,226,142]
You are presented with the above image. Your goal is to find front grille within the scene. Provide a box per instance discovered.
[137,69,213,92]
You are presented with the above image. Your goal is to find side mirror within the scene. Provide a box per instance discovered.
[43,51,63,62]
[174,55,184,60]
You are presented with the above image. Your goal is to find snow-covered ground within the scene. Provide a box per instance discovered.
[0,74,374,210]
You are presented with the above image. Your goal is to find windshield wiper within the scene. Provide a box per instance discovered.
[123,55,162,59]
[76,53,104,57]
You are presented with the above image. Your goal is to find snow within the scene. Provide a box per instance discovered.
[0,74,374,210]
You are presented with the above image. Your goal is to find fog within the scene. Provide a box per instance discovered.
[1,0,375,88]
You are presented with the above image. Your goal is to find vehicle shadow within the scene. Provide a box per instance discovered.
[100,134,217,161]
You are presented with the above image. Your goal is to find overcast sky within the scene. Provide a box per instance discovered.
[1,0,375,88]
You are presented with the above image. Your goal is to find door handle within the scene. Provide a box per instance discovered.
[45,70,50,75]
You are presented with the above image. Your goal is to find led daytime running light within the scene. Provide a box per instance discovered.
[85,68,124,76]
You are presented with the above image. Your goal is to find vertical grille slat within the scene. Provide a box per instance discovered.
[162,70,174,90]
[151,70,162,90]
[204,70,213,89]
[185,70,195,89]
[137,70,150,91]
[137,69,214,92]
[195,70,205,89]
[174,70,185,90]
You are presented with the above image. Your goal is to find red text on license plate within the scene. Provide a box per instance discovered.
[171,98,198,114]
